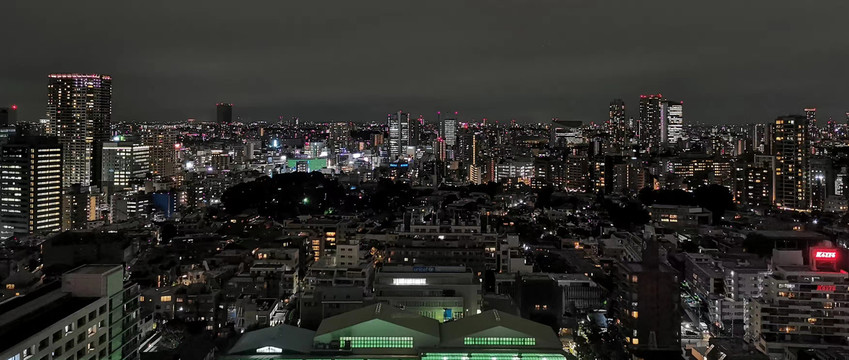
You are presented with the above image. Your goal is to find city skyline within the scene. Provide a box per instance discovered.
[3,0,849,124]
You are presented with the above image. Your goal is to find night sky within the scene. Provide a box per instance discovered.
[3,0,849,124]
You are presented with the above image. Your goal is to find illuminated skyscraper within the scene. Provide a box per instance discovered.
[0,136,63,238]
[387,111,410,159]
[608,99,627,150]
[46,74,112,188]
[662,100,684,145]
[439,112,458,147]
[638,94,663,153]
[772,115,809,211]
[217,102,233,124]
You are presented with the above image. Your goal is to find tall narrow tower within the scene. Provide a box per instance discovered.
[772,115,810,211]
[46,73,112,188]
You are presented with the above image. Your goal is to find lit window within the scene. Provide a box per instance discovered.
[160,296,172,302]
[392,278,426,286]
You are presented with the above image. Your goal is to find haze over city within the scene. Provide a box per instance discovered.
[3,0,849,123]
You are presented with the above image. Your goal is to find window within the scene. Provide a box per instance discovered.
[464,337,536,346]
[632,311,639,319]
[339,336,413,348]
[160,296,172,302]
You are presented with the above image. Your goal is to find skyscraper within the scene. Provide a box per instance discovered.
[46,73,112,188]
[217,102,233,124]
[608,99,627,150]
[440,112,458,147]
[0,136,63,238]
[772,115,809,211]
[638,94,663,153]
[387,111,410,159]
[662,100,684,145]
[805,108,818,154]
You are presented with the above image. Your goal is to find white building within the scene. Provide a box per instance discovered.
[0,265,140,360]
[373,265,481,322]
[747,248,849,359]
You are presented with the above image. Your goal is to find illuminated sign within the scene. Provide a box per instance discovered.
[815,250,837,259]
[817,285,837,292]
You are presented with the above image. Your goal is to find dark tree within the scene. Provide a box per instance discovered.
[694,184,734,224]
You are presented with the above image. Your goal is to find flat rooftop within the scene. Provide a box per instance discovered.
[67,264,122,275]
[0,282,99,350]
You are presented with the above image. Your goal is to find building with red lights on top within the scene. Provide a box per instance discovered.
[747,247,849,360]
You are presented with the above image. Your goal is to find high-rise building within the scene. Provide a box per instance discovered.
[0,136,63,238]
[327,122,352,155]
[140,127,178,179]
[639,94,663,153]
[608,99,628,150]
[440,112,458,147]
[101,140,150,192]
[662,100,684,145]
[46,74,112,188]
[387,111,410,159]
[217,102,233,124]
[772,115,809,211]
[747,248,849,358]
[0,265,140,360]
[805,108,818,154]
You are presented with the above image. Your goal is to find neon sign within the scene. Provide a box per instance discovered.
[814,250,837,259]
[817,285,837,292]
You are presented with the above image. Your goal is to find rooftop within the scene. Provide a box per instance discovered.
[0,282,99,351]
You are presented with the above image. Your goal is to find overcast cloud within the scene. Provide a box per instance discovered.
[3,0,849,124]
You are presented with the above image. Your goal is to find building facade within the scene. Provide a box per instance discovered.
[0,136,63,238]
[46,74,112,188]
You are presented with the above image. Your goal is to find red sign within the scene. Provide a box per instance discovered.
[817,285,837,292]
[814,250,838,259]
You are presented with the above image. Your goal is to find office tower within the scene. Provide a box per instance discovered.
[0,136,63,238]
[140,128,178,179]
[639,94,663,153]
[46,74,112,188]
[440,112,458,147]
[747,248,849,357]
[387,111,410,159]
[608,99,627,150]
[662,100,684,145]
[409,115,424,147]
[0,265,140,360]
[618,238,681,358]
[805,108,818,154]
[772,115,809,211]
[0,105,16,127]
[101,141,150,191]
[217,102,233,124]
